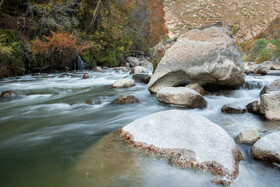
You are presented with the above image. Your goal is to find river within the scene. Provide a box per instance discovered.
[0,69,279,187]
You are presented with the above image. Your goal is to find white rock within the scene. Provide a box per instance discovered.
[156,87,206,108]
[236,129,260,144]
[252,131,280,163]
[119,110,242,184]
[112,78,135,88]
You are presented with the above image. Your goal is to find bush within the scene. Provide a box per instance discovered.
[0,29,26,78]
[31,31,91,69]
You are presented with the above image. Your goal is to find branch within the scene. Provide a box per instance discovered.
[87,0,102,33]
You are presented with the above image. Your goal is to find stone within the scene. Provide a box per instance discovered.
[0,90,17,98]
[31,73,41,76]
[260,78,280,95]
[11,80,17,83]
[112,78,135,88]
[126,57,140,67]
[130,66,147,74]
[221,104,246,114]
[148,27,245,93]
[139,58,153,68]
[132,73,151,84]
[82,73,89,79]
[112,95,139,104]
[252,131,280,163]
[236,129,261,144]
[119,110,242,185]
[246,100,260,114]
[85,100,101,105]
[156,87,206,108]
[267,43,277,52]
[186,83,206,95]
[59,74,65,78]
[260,91,280,120]
[92,66,102,72]
[256,66,268,75]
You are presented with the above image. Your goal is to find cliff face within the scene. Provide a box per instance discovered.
[164,0,280,40]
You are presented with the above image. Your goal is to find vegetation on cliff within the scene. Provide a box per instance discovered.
[0,0,167,77]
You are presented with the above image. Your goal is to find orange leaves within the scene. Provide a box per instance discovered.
[31,31,91,69]
[31,31,91,55]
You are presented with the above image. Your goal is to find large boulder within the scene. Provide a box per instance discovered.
[148,27,245,93]
[112,78,135,88]
[251,131,280,163]
[260,91,280,120]
[156,87,206,108]
[130,66,147,74]
[119,110,242,185]
[126,57,140,67]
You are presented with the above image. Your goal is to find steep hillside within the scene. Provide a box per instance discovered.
[164,0,279,40]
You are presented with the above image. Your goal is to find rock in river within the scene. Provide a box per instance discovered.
[119,110,242,185]
[221,104,246,114]
[236,129,260,144]
[156,87,206,108]
[186,83,206,95]
[112,78,135,88]
[112,95,139,104]
[148,27,245,93]
[1,90,17,98]
[252,131,280,163]
[246,100,260,114]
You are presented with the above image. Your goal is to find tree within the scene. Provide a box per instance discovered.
[31,31,91,69]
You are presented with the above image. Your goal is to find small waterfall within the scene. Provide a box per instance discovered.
[70,54,85,70]
[77,55,85,70]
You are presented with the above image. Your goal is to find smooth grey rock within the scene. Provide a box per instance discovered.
[260,91,280,120]
[119,110,242,185]
[130,66,147,74]
[112,78,135,88]
[186,83,206,95]
[126,57,140,67]
[260,78,280,95]
[221,104,246,114]
[132,74,151,84]
[156,87,206,108]
[148,27,245,93]
[236,129,260,144]
[252,131,280,163]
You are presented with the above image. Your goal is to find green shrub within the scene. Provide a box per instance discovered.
[0,29,26,78]
[256,49,272,63]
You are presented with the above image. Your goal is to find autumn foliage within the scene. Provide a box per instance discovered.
[31,31,91,69]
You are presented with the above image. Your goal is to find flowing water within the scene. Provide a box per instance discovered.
[0,69,279,187]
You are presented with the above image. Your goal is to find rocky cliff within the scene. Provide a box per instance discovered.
[164,0,279,40]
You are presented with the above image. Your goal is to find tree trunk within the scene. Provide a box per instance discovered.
[0,0,4,9]
[87,0,102,33]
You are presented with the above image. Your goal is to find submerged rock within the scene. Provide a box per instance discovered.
[119,110,242,185]
[246,101,260,114]
[236,129,260,144]
[0,90,17,98]
[112,78,135,88]
[132,74,151,84]
[82,73,89,79]
[252,131,280,163]
[186,83,206,96]
[112,95,139,104]
[156,87,206,108]
[148,27,245,93]
[221,104,246,114]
